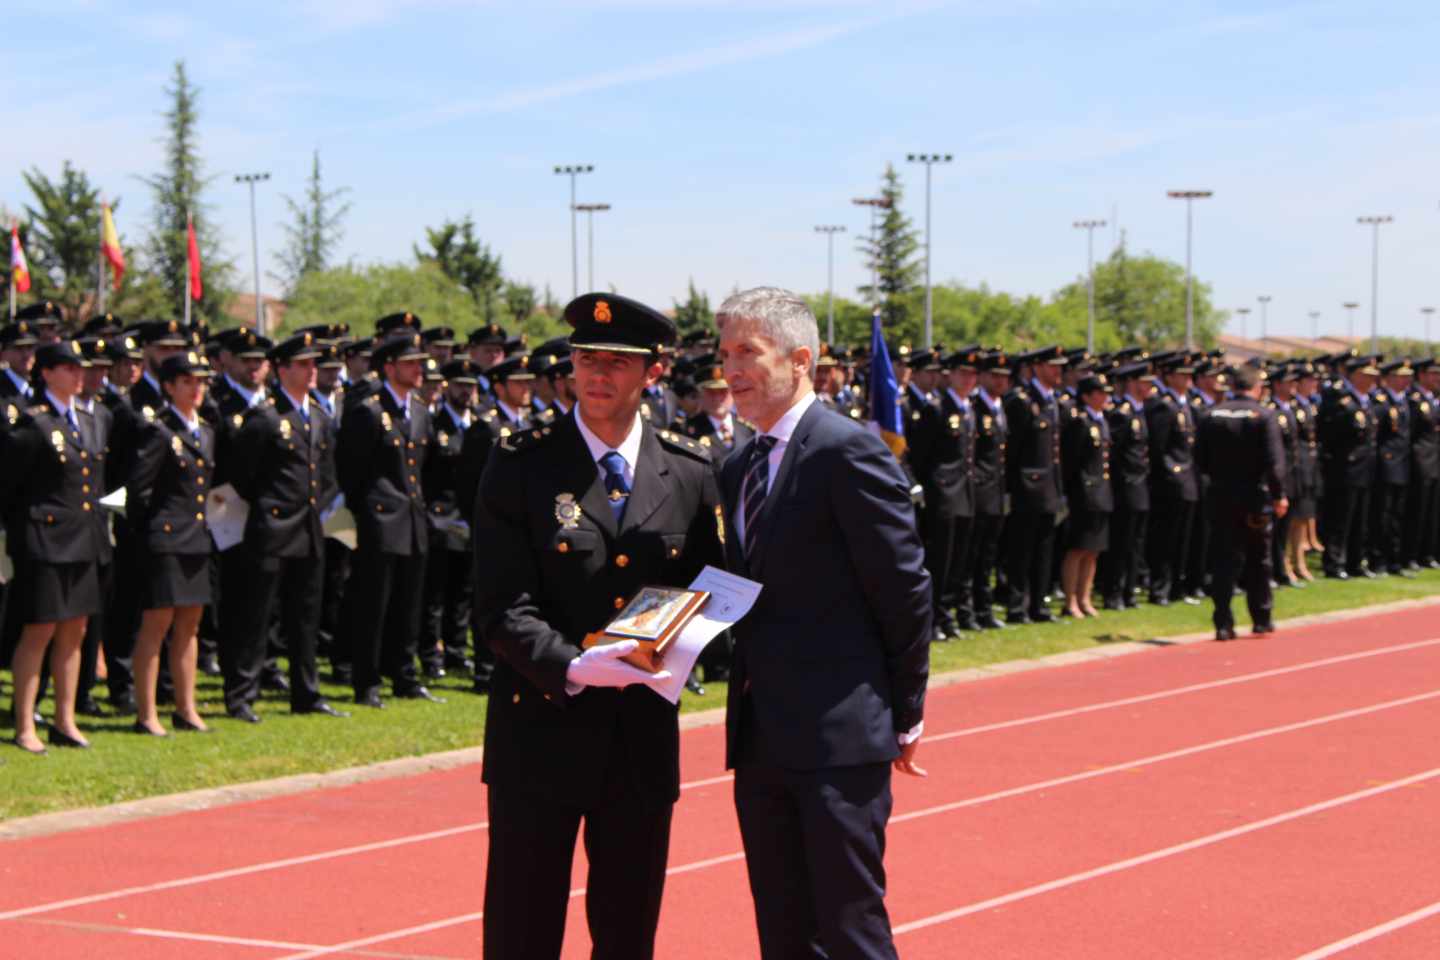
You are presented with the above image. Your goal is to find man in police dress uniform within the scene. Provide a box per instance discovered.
[473,293,721,960]
[1099,361,1152,609]
[1406,359,1440,569]
[1319,356,1381,578]
[1370,359,1413,576]
[1145,354,1201,604]
[1002,345,1067,624]
[970,350,1010,629]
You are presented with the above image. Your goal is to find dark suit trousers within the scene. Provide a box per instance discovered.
[422,545,474,670]
[734,759,897,960]
[1099,505,1146,605]
[1322,483,1370,575]
[926,512,974,629]
[104,518,141,702]
[220,548,324,711]
[1184,489,1212,595]
[348,547,426,698]
[320,538,351,664]
[970,512,1005,616]
[1004,510,1056,619]
[1208,503,1274,630]
[484,777,674,960]
[1147,496,1195,602]
[1408,479,1440,564]
[1369,482,1406,572]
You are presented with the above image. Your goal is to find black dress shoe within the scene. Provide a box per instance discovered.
[976,615,1006,630]
[261,673,291,693]
[1029,609,1055,624]
[1181,595,1202,606]
[1325,570,1349,581]
[172,714,214,733]
[295,701,350,718]
[954,618,980,632]
[109,693,137,716]
[1252,623,1277,636]
[1215,627,1237,641]
[684,677,706,696]
[1149,595,1170,607]
[356,691,386,709]
[444,656,475,673]
[422,665,448,681]
[76,697,106,718]
[933,627,951,643]
[227,704,263,724]
[1007,612,1032,626]
[1396,568,1416,579]
[132,721,170,737]
[49,727,91,749]
[198,654,222,677]
[1123,597,1140,609]
[395,685,447,704]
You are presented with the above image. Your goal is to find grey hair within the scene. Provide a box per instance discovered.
[715,286,820,378]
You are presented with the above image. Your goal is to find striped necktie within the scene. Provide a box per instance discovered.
[740,435,778,559]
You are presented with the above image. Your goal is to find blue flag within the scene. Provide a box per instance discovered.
[867,310,906,458]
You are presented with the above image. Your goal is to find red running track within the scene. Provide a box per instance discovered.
[4,603,1440,959]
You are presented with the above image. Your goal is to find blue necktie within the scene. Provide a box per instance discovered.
[299,404,310,425]
[66,409,79,434]
[741,436,778,559]
[599,451,630,523]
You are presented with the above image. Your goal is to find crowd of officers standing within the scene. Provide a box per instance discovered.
[1,294,1437,752]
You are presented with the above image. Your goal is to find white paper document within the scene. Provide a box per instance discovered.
[206,483,250,552]
[98,487,127,516]
[649,565,763,705]
[321,495,358,549]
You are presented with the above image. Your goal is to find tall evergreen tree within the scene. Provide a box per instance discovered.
[20,162,107,321]
[414,215,503,322]
[671,278,713,334]
[858,164,921,329]
[141,60,232,324]
[273,150,351,295]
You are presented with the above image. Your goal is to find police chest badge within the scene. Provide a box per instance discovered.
[50,429,66,454]
[982,415,993,432]
[171,434,185,457]
[231,413,243,430]
[949,413,961,431]
[1089,424,1101,442]
[279,418,292,440]
[1354,410,1366,426]
[555,493,581,529]
[380,411,393,433]
[1132,418,1142,433]
[438,430,449,447]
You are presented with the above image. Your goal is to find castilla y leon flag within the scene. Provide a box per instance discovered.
[10,222,30,293]
[186,213,202,302]
[867,308,906,458]
[101,204,125,289]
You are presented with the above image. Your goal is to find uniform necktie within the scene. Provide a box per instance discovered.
[741,435,778,559]
[191,425,202,444]
[599,451,630,523]
[720,419,733,447]
[66,409,79,433]
[299,404,310,425]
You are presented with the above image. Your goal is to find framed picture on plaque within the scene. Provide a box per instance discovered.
[583,586,710,673]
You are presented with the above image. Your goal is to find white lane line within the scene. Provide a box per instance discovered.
[892,766,1440,936]
[25,918,461,958]
[927,636,1440,745]
[272,912,484,960]
[4,638,1435,924]
[1292,899,1440,959]
[269,690,1440,960]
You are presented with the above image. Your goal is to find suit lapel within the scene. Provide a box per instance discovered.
[621,426,671,534]
[557,417,618,539]
[746,400,822,576]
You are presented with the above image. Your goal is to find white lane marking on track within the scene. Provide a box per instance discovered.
[891,766,1440,936]
[1292,899,1440,959]
[271,912,484,960]
[4,638,1436,924]
[25,918,463,958]
[264,690,1440,960]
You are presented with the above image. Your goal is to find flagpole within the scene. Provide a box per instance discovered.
[9,220,15,324]
[183,209,192,327]
[97,201,107,314]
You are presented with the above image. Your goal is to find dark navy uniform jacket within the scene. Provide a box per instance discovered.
[970,390,1007,517]
[128,407,216,556]
[1002,380,1064,514]
[1106,396,1150,512]
[337,386,431,557]
[0,398,113,565]
[1197,398,1286,511]
[1145,387,1199,502]
[1318,380,1378,488]
[1371,387,1412,486]
[228,391,336,560]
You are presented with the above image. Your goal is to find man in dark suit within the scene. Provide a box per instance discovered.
[473,293,721,960]
[716,286,932,960]
[1002,345,1068,624]
[336,329,440,708]
[1197,364,1287,640]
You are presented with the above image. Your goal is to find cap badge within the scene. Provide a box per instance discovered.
[555,492,581,529]
[594,300,612,324]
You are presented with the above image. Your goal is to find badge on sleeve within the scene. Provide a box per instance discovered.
[555,493,581,529]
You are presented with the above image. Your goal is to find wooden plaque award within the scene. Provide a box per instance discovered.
[582,586,711,673]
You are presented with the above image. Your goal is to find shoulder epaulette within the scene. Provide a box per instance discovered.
[537,408,556,425]
[142,405,157,422]
[497,423,556,454]
[364,394,381,408]
[656,428,711,462]
[28,404,48,417]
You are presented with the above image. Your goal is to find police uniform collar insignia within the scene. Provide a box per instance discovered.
[555,492,581,529]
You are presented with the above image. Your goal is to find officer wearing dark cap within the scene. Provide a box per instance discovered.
[1266,366,1303,586]
[219,332,347,721]
[0,321,39,401]
[1319,356,1380,578]
[1197,364,1287,640]
[1060,373,1113,618]
[1002,345,1067,623]
[1183,358,1224,601]
[1406,359,1440,569]
[376,311,423,336]
[1099,361,1153,609]
[14,300,64,344]
[544,354,576,419]
[337,330,440,707]
[474,292,721,960]
[1370,359,1414,575]
[970,350,1010,628]
[480,353,547,437]
[467,323,508,397]
[1145,352,1201,605]
[130,321,191,414]
[684,357,754,455]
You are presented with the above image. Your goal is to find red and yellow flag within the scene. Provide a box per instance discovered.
[101,204,125,290]
[9,221,30,293]
[186,213,202,302]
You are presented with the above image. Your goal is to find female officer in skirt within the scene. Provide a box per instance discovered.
[1060,374,1115,618]
[127,352,216,736]
[2,341,111,754]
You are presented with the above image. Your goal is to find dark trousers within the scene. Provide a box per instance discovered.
[1369,481,1407,572]
[1099,505,1147,605]
[220,548,325,712]
[970,512,1005,618]
[104,519,141,703]
[348,547,426,698]
[1407,479,1440,564]
[320,538,351,666]
[734,760,897,960]
[1209,503,1275,630]
[1272,511,1291,580]
[1004,510,1056,619]
[197,554,221,664]
[484,781,673,960]
[1322,482,1371,575]
[926,512,975,631]
[1147,496,1196,602]
[1183,488,1212,595]
[422,545,474,672]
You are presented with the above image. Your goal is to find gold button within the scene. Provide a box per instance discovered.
[309,463,317,472]
[197,458,205,467]
[80,451,88,460]
[512,693,520,704]
[669,547,680,558]
[409,475,417,484]
[557,542,570,554]
[163,523,172,533]
[272,507,280,516]
[310,497,317,505]
[197,477,205,485]
[197,494,205,503]
[615,554,629,568]
[615,597,625,609]
[376,504,385,513]
[46,514,54,523]
[408,458,416,466]
[408,441,415,449]
[82,503,91,512]
[82,484,91,493]
[81,467,90,477]
[195,513,204,521]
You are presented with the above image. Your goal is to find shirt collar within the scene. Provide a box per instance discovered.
[978,386,1002,411]
[445,402,472,428]
[495,399,523,425]
[169,404,202,433]
[764,391,818,446]
[143,369,162,395]
[384,381,411,416]
[46,389,74,421]
[946,387,970,410]
[708,412,732,433]
[75,395,95,414]
[226,373,264,407]
[281,388,309,416]
[5,367,30,395]
[575,408,644,472]
[1030,377,1054,402]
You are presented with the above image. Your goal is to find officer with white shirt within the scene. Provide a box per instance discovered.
[684,357,755,456]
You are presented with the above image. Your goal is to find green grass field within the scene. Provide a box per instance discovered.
[4,564,1439,821]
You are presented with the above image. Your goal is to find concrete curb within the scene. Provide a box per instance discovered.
[6,592,1439,842]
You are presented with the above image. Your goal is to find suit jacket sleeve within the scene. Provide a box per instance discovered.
[227,412,268,503]
[126,421,166,525]
[828,429,932,733]
[471,451,580,701]
[1262,410,1285,500]
[336,402,379,507]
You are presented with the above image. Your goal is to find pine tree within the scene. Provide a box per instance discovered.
[414,215,503,322]
[20,162,107,321]
[273,150,351,295]
[141,60,232,324]
[858,164,921,330]
[671,279,713,334]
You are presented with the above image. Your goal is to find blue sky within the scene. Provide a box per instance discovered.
[6,0,1440,341]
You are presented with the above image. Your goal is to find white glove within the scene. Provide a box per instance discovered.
[565,639,673,696]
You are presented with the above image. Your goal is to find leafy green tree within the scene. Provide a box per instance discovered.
[279,262,484,337]
[273,150,351,295]
[672,279,714,335]
[414,216,503,322]
[1057,241,1222,350]
[502,281,537,328]
[857,165,921,330]
[141,60,233,323]
[20,162,107,321]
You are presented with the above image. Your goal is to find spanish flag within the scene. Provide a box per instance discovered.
[101,204,125,290]
[9,222,30,294]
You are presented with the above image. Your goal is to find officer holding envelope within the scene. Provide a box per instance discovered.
[472,292,723,960]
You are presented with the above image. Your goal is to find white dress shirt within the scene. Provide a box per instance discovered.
[733,390,817,545]
[575,409,644,492]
